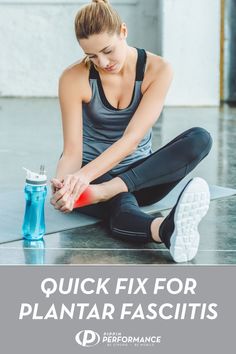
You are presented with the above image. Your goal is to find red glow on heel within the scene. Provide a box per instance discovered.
[73,188,93,208]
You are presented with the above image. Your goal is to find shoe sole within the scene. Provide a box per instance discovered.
[169,177,210,263]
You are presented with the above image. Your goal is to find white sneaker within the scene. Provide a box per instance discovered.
[159,177,210,263]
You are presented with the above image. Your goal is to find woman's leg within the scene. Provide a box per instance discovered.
[118,127,213,194]
[75,127,213,261]
[112,127,213,257]
[105,127,212,260]
[107,125,212,245]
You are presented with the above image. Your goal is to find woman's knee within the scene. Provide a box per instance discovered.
[187,127,213,160]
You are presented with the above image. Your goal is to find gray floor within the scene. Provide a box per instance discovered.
[0,98,236,264]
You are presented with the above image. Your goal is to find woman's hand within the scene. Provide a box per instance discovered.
[50,178,65,210]
[50,178,64,195]
[50,172,90,213]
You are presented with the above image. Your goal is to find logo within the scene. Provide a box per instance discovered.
[75,330,100,347]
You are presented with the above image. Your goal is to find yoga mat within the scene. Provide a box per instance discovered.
[0,179,235,244]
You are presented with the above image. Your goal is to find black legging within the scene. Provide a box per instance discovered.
[79,127,213,243]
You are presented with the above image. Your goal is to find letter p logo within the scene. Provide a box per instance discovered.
[75,330,100,347]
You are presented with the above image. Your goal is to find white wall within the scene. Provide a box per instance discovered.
[0,1,93,97]
[0,0,159,97]
[163,0,221,106]
[0,0,221,105]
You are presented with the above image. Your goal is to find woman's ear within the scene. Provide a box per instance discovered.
[120,22,128,39]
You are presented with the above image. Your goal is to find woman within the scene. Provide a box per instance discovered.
[50,0,213,263]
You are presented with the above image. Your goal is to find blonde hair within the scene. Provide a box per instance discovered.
[74,0,123,69]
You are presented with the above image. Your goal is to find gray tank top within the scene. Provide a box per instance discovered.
[82,47,153,174]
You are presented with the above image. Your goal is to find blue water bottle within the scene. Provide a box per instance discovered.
[22,165,47,240]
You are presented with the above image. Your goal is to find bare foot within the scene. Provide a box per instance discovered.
[73,177,128,208]
[73,184,104,208]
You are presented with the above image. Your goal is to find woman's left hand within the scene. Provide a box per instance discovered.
[50,171,90,213]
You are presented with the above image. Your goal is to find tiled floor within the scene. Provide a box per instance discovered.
[0,98,235,264]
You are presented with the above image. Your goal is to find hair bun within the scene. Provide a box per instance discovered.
[92,0,109,4]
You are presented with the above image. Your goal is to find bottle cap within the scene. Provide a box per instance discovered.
[23,165,47,185]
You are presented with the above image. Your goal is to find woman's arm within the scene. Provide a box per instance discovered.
[51,65,91,205]
[53,67,84,181]
[79,58,174,182]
